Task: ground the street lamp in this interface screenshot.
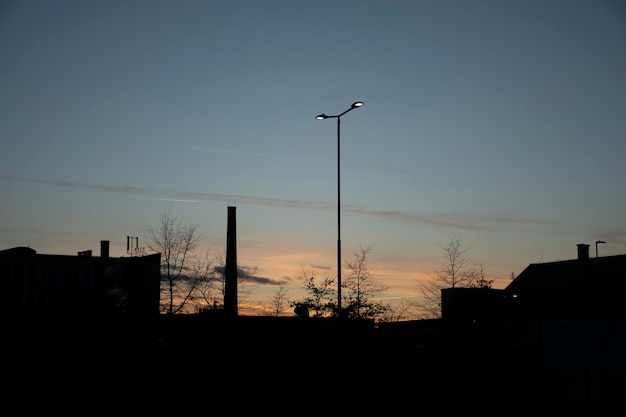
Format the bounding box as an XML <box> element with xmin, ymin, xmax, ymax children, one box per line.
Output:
<box><xmin>315</xmin><ymin>101</ymin><xmax>364</xmax><ymax>318</ymax></box>
<box><xmin>595</xmin><ymin>240</ymin><xmax>606</xmax><ymax>258</ymax></box>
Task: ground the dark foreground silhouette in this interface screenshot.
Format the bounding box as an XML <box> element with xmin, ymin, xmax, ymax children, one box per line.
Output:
<box><xmin>3</xmin><ymin>313</ymin><xmax>548</xmax><ymax>415</ymax></box>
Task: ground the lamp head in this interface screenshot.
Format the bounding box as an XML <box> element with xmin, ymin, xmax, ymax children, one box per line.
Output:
<box><xmin>316</xmin><ymin>114</ymin><xmax>328</xmax><ymax>120</ymax></box>
<box><xmin>351</xmin><ymin>101</ymin><xmax>364</xmax><ymax>109</ymax></box>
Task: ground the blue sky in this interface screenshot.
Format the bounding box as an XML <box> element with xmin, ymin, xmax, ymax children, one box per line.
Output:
<box><xmin>1</xmin><ymin>0</ymin><xmax>625</xmax><ymax>313</ymax></box>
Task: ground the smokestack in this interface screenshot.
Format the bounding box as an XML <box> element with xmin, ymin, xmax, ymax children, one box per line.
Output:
<box><xmin>224</xmin><ymin>206</ymin><xmax>238</xmax><ymax>317</ymax></box>
<box><xmin>577</xmin><ymin>243</ymin><xmax>590</xmax><ymax>260</ymax></box>
<box><xmin>101</xmin><ymin>240</ymin><xmax>110</xmax><ymax>258</ymax></box>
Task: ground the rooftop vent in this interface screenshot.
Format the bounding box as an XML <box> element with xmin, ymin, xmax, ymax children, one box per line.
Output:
<box><xmin>577</xmin><ymin>243</ymin><xmax>590</xmax><ymax>260</ymax></box>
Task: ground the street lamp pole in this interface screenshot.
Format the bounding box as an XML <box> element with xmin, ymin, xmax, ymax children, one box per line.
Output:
<box><xmin>316</xmin><ymin>101</ymin><xmax>364</xmax><ymax>318</ymax></box>
<box><xmin>595</xmin><ymin>240</ymin><xmax>606</xmax><ymax>258</ymax></box>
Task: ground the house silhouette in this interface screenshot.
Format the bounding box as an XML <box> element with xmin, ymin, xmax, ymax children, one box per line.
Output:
<box><xmin>380</xmin><ymin>243</ymin><xmax>626</xmax><ymax>415</ymax></box>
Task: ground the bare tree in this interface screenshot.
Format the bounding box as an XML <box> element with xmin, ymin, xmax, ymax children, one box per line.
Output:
<box><xmin>377</xmin><ymin>298</ymin><xmax>414</xmax><ymax>322</ymax></box>
<box><xmin>145</xmin><ymin>206</ymin><xmax>261</xmax><ymax>315</ymax></box>
<box><xmin>212</xmin><ymin>249</ymin><xmax>257</xmax><ymax>307</ymax></box>
<box><xmin>145</xmin><ymin>205</ymin><xmax>206</xmax><ymax>314</ymax></box>
<box><xmin>292</xmin><ymin>266</ymin><xmax>336</xmax><ymax>317</ymax></box>
<box><xmin>469</xmin><ymin>264</ymin><xmax>494</xmax><ymax>289</ymax></box>
<box><xmin>342</xmin><ymin>245</ymin><xmax>390</xmax><ymax>321</ymax></box>
<box><xmin>193</xmin><ymin>249</ymin><xmax>259</xmax><ymax>314</ymax></box>
<box><xmin>268</xmin><ymin>283</ymin><xmax>291</xmax><ymax>317</ymax></box>
<box><xmin>413</xmin><ymin>236</ymin><xmax>481</xmax><ymax>319</ymax></box>
<box><xmin>189</xmin><ymin>248</ymin><xmax>222</xmax><ymax>312</ymax></box>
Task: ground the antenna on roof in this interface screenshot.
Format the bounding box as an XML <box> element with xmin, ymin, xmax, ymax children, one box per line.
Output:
<box><xmin>126</xmin><ymin>236</ymin><xmax>144</xmax><ymax>257</ymax></box>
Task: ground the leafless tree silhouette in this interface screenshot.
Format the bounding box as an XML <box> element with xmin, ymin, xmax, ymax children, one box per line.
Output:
<box><xmin>343</xmin><ymin>245</ymin><xmax>390</xmax><ymax>321</ymax></box>
<box><xmin>194</xmin><ymin>249</ymin><xmax>258</xmax><ymax>314</ymax></box>
<box><xmin>145</xmin><ymin>205</ymin><xmax>207</xmax><ymax>314</ymax></box>
<box><xmin>413</xmin><ymin>236</ymin><xmax>483</xmax><ymax>319</ymax></box>
<box><xmin>292</xmin><ymin>266</ymin><xmax>336</xmax><ymax>317</ymax></box>
<box><xmin>268</xmin><ymin>283</ymin><xmax>291</xmax><ymax>316</ymax></box>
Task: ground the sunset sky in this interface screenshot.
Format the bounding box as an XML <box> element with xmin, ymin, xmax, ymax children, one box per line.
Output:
<box><xmin>1</xmin><ymin>0</ymin><xmax>625</xmax><ymax>315</ymax></box>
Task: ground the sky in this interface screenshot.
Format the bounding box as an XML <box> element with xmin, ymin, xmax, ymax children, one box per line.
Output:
<box><xmin>1</xmin><ymin>0</ymin><xmax>625</xmax><ymax>316</ymax></box>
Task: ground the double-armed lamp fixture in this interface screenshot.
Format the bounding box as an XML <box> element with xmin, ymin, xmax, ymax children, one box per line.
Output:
<box><xmin>316</xmin><ymin>101</ymin><xmax>364</xmax><ymax>121</ymax></box>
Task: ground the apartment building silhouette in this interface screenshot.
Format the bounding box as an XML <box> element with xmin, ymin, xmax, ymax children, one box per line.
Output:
<box><xmin>0</xmin><ymin>240</ymin><xmax>160</xmax><ymax>315</ymax></box>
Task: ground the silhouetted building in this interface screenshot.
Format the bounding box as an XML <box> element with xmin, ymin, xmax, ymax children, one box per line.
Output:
<box><xmin>377</xmin><ymin>244</ymin><xmax>626</xmax><ymax>415</ymax></box>
<box><xmin>504</xmin><ymin>243</ymin><xmax>626</xmax><ymax>318</ymax></box>
<box><xmin>434</xmin><ymin>244</ymin><xmax>626</xmax><ymax>415</ymax></box>
<box><xmin>0</xmin><ymin>240</ymin><xmax>161</xmax><ymax>315</ymax></box>
<box><xmin>497</xmin><ymin>244</ymin><xmax>626</xmax><ymax>415</ymax></box>
<box><xmin>441</xmin><ymin>287</ymin><xmax>506</xmax><ymax>321</ymax></box>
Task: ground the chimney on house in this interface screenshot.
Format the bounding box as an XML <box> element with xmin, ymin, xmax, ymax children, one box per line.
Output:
<box><xmin>224</xmin><ymin>206</ymin><xmax>238</xmax><ymax>317</ymax></box>
<box><xmin>577</xmin><ymin>243</ymin><xmax>590</xmax><ymax>260</ymax></box>
<box><xmin>101</xmin><ymin>240</ymin><xmax>110</xmax><ymax>258</ymax></box>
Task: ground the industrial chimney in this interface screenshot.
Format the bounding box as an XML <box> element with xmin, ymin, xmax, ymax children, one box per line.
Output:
<box><xmin>101</xmin><ymin>240</ymin><xmax>110</xmax><ymax>258</ymax></box>
<box><xmin>577</xmin><ymin>243</ymin><xmax>590</xmax><ymax>260</ymax></box>
<box><xmin>224</xmin><ymin>206</ymin><xmax>238</xmax><ymax>317</ymax></box>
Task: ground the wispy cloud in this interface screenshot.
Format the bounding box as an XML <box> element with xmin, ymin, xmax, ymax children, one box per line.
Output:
<box><xmin>11</xmin><ymin>176</ymin><xmax>543</xmax><ymax>231</ymax></box>
<box><xmin>147</xmin><ymin>198</ymin><xmax>204</xmax><ymax>203</ymax></box>
<box><xmin>247</xmin><ymin>275</ymin><xmax>287</xmax><ymax>286</ymax></box>
<box><xmin>361</xmin><ymin>163</ymin><xmax>418</xmax><ymax>177</ymax></box>
<box><xmin>13</xmin><ymin>175</ymin><xmax>336</xmax><ymax>209</ymax></box>
<box><xmin>178</xmin><ymin>146</ymin><xmax>281</xmax><ymax>159</ymax></box>
<box><xmin>180</xmin><ymin>146</ymin><xmax>418</xmax><ymax>177</ymax></box>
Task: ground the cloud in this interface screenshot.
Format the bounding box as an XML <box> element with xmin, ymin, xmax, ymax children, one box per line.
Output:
<box><xmin>11</xmin><ymin>176</ymin><xmax>543</xmax><ymax>232</ymax></box>
<box><xmin>361</xmin><ymin>163</ymin><xmax>418</xmax><ymax>177</ymax></box>
<box><xmin>181</xmin><ymin>146</ymin><xmax>418</xmax><ymax>178</ymax></box>
<box><xmin>359</xmin><ymin>208</ymin><xmax>545</xmax><ymax>231</ymax></box>
<box><xmin>247</xmin><ymin>275</ymin><xmax>287</xmax><ymax>286</ymax></box>
<box><xmin>178</xmin><ymin>146</ymin><xmax>281</xmax><ymax>159</ymax></box>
